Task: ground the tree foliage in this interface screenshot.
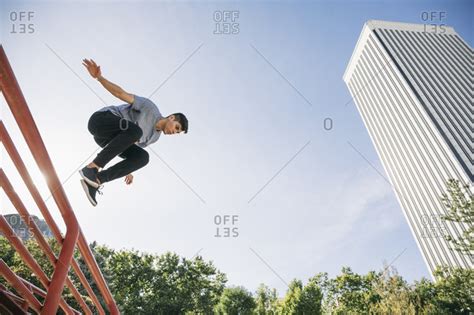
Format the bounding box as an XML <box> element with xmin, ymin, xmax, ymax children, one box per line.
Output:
<box><xmin>214</xmin><ymin>286</ymin><xmax>256</xmax><ymax>314</ymax></box>
<box><xmin>255</xmin><ymin>283</ymin><xmax>278</xmax><ymax>314</ymax></box>
<box><xmin>1</xmin><ymin>215</ymin><xmax>472</xmax><ymax>315</ymax></box>
<box><xmin>440</xmin><ymin>179</ymin><xmax>473</xmax><ymax>255</ymax></box>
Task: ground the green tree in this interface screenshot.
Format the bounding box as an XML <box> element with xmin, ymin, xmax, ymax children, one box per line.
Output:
<box><xmin>104</xmin><ymin>248</ymin><xmax>156</xmax><ymax>313</ymax></box>
<box><xmin>432</xmin><ymin>266</ymin><xmax>474</xmax><ymax>314</ymax></box>
<box><xmin>215</xmin><ymin>286</ymin><xmax>256</xmax><ymax>315</ymax></box>
<box><xmin>278</xmin><ymin>279</ymin><xmax>302</xmax><ymax>314</ymax></box>
<box><xmin>307</xmin><ymin>272</ymin><xmax>332</xmax><ymax>313</ymax></box>
<box><xmin>295</xmin><ymin>276</ymin><xmax>323</xmax><ymax>314</ymax></box>
<box><xmin>277</xmin><ymin>277</ymin><xmax>324</xmax><ymax>314</ymax></box>
<box><xmin>326</xmin><ymin>267</ymin><xmax>373</xmax><ymax>314</ymax></box>
<box><xmin>409</xmin><ymin>277</ymin><xmax>438</xmax><ymax>314</ymax></box>
<box><xmin>104</xmin><ymin>250</ymin><xmax>226</xmax><ymax>314</ymax></box>
<box><xmin>255</xmin><ymin>283</ymin><xmax>278</xmax><ymax>315</ymax></box>
<box><xmin>440</xmin><ymin>179</ymin><xmax>473</xmax><ymax>255</ymax></box>
<box><xmin>369</xmin><ymin>265</ymin><xmax>412</xmax><ymax>314</ymax></box>
<box><xmin>2</xmin><ymin>236</ymin><xmax>472</xmax><ymax>314</ymax></box>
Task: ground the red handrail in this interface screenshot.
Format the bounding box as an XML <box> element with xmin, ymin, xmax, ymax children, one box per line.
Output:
<box><xmin>0</xmin><ymin>168</ymin><xmax>92</xmax><ymax>314</ymax></box>
<box><xmin>0</xmin><ymin>44</ymin><xmax>120</xmax><ymax>314</ymax></box>
<box><xmin>1</xmin><ymin>120</ymin><xmax>105</xmax><ymax>314</ymax></box>
<box><xmin>0</xmin><ymin>222</ymin><xmax>76</xmax><ymax>314</ymax></box>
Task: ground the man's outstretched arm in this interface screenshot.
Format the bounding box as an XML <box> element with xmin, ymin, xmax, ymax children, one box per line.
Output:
<box><xmin>82</xmin><ymin>58</ymin><xmax>134</xmax><ymax>104</ymax></box>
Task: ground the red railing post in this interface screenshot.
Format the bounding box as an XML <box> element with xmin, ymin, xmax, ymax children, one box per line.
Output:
<box><xmin>1</xmin><ymin>119</ymin><xmax>105</xmax><ymax>314</ymax></box>
<box><xmin>0</xmin><ymin>44</ymin><xmax>80</xmax><ymax>315</ymax></box>
<box><xmin>0</xmin><ymin>44</ymin><xmax>120</xmax><ymax>314</ymax></box>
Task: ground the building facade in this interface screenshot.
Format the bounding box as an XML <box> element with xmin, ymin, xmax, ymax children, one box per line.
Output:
<box><xmin>343</xmin><ymin>20</ymin><xmax>473</xmax><ymax>279</ymax></box>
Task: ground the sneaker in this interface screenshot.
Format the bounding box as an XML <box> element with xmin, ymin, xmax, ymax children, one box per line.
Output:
<box><xmin>80</xmin><ymin>179</ymin><xmax>103</xmax><ymax>207</ymax></box>
<box><xmin>79</xmin><ymin>166</ymin><xmax>100</xmax><ymax>188</ymax></box>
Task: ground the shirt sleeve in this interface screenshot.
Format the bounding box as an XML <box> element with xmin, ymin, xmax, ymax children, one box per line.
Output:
<box><xmin>131</xmin><ymin>95</ymin><xmax>152</xmax><ymax>111</ymax></box>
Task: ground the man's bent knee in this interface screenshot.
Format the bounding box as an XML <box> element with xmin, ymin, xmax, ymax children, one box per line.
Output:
<box><xmin>139</xmin><ymin>151</ymin><xmax>149</xmax><ymax>167</ymax></box>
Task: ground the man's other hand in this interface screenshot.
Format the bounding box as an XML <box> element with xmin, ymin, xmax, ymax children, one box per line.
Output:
<box><xmin>125</xmin><ymin>174</ymin><xmax>134</xmax><ymax>185</ymax></box>
<box><xmin>82</xmin><ymin>58</ymin><xmax>102</xmax><ymax>79</ymax></box>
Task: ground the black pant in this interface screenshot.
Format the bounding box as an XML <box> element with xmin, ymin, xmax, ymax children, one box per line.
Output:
<box><xmin>87</xmin><ymin>110</ymin><xmax>149</xmax><ymax>184</ymax></box>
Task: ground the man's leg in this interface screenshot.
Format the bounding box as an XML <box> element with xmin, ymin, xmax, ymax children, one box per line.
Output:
<box><xmin>81</xmin><ymin>111</ymin><xmax>142</xmax><ymax>186</ymax></box>
<box><xmin>88</xmin><ymin>111</ymin><xmax>143</xmax><ymax>170</ymax></box>
<box><xmin>96</xmin><ymin>144</ymin><xmax>149</xmax><ymax>184</ymax></box>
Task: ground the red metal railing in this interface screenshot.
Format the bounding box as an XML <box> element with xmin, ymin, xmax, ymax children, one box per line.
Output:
<box><xmin>0</xmin><ymin>45</ymin><xmax>120</xmax><ymax>314</ymax></box>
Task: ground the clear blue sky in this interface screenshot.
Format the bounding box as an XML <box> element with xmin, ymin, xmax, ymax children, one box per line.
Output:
<box><xmin>1</xmin><ymin>0</ymin><xmax>472</xmax><ymax>297</ymax></box>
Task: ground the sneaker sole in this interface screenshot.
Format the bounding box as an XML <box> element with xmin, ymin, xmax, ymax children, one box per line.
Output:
<box><xmin>80</xmin><ymin>179</ymin><xmax>97</xmax><ymax>207</ymax></box>
<box><xmin>79</xmin><ymin>169</ymin><xmax>100</xmax><ymax>188</ymax></box>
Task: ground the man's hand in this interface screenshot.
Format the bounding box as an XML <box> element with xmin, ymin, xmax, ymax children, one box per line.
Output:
<box><xmin>125</xmin><ymin>174</ymin><xmax>134</xmax><ymax>185</ymax></box>
<box><xmin>83</xmin><ymin>58</ymin><xmax>134</xmax><ymax>104</ymax></box>
<box><xmin>82</xmin><ymin>59</ymin><xmax>102</xmax><ymax>79</ymax></box>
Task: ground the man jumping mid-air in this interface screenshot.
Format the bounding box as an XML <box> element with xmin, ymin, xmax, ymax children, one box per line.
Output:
<box><xmin>79</xmin><ymin>59</ymin><xmax>188</xmax><ymax>206</ymax></box>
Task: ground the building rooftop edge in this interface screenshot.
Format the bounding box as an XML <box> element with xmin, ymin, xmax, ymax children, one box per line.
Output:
<box><xmin>342</xmin><ymin>19</ymin><xmax>460</xmax><ymax>83</ymax></box>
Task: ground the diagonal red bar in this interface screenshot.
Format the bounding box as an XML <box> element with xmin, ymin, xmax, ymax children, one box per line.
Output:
<box><xmin>0</xmin><ymin>45</ymin><xmax>119</xmax><ymax>314</ymax></box>
<box><xmin>0</xmin><ymin>120</ymin><xmax>106</xmax><ymax>314</ymax></box>
<box><xmin>0</xmin><ymin>167</ymin><xmax>93</xmax><ymax>314</ymax></box>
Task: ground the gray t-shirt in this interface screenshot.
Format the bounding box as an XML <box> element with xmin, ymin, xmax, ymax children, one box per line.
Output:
<box><xmin>98</xmin><ymin>95</ymin><xmax>163</xmax><ymax>148</ymax></box>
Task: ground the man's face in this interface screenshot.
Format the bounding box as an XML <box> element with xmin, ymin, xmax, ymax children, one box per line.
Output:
<box><xmin>163</xmin><ymin>115</ymin><xmax>183</xmax><ymax>135</ymax></box>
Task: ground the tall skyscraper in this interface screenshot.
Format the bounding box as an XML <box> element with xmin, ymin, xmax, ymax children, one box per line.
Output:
<box><xmin>343</xmin><ymin>20</ymin><xmax>473</xmax><ymax>279</ymax></box>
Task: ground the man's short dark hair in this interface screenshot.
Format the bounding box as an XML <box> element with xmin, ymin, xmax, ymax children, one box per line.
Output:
<box><xmin>170</xmin><ymin>113</ymin><xmax>188</xmax><ymax>134</ymax></box>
